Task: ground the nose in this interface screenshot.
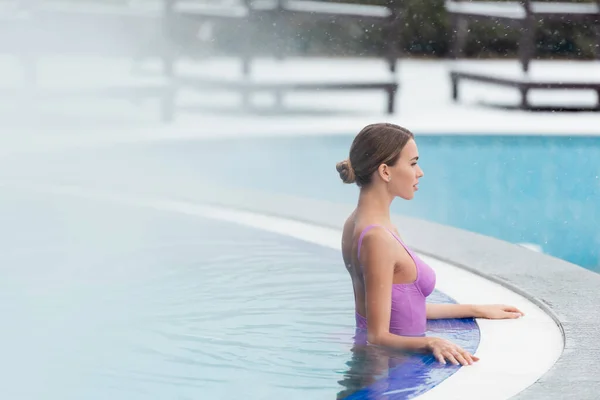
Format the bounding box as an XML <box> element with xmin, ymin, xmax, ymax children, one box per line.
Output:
<box><xmin>417</xmin><ymin>165</ymin><xmax>424</xmax><ymax>178</ymax></box>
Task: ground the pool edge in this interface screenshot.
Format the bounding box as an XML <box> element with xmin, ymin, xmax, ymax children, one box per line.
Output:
<box><xmin>184</xmin><ymin>183</ymin><xmax>598</xmax><ymax>400</ymax></box>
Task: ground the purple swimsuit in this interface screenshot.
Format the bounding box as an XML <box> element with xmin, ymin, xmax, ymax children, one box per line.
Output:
<box><xmin>354</xmin><ymin>224</ymin><xmax>437</xmax><ymax>337</ymax></box>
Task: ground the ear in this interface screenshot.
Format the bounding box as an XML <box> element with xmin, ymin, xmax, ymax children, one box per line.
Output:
<box><xmin>377</xmin><ymin>164</ymin><xmax>391</xmax><ymax>182</ymax></box>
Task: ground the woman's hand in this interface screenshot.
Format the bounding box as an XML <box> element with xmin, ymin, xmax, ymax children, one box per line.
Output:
<box><xmin>426</xmin><ymin>337</ymin><xmax>479</xmax><ymax>366</ymax></box>
<box><xmin>474</xmin><ymin>304</ymin><xmax>524</xmax><ymax>319</ymax></box>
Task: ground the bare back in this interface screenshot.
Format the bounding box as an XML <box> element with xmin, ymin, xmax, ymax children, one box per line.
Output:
<box><xmin>341</xmin><ymin>210</ymin><xmax>419</xmax><ymax>319</ymax></box>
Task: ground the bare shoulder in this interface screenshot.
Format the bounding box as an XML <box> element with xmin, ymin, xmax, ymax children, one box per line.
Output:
<box><xmin>358</xmin><ymin>226</ymin><xmax>397</xmax><ymax>267</ymax></box>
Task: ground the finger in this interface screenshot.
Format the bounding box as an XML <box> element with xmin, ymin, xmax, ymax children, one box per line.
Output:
<box><xmin>461</xmin><ymin>350</ymin><xmax>474</xmax><ymax>365</ymax></box>
<box><xmin>467</xmin><ymin>351</ymin><xmax>480</xmax><ymax>363</ymax></box>
<box><xmin>444</xmin><ymin>352</ymin><xmax>460</xmax><ymax>366</ymax></box>
<box><xmin>504</xmin><ymin>311</ymin><xmax>523</xmax><ymax>319</ymax></box>
<box><xmin>453</xmin><ymin>351</ymin><xmax>469</xmax><ymax>366</ymax></box>
<box><xmin>433</xmin><ymin>350</ymin><xmax>446</xmax><ymax>365</ymax></box>
<box><xmin>504</xmin><ymin>305</ymin><xmax>525</xmax><ymax>315</ymax></box>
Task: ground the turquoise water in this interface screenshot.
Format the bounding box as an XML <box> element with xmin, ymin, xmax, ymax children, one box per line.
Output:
<box><xmin>4</xmin><ymin>134</ymin><xmax>597</xmax><ymax>270</ymax></box>
<box><xmin>169</xmin><ymin>134</ymin><xmax>599</xmax><ymax>271</ymax></box>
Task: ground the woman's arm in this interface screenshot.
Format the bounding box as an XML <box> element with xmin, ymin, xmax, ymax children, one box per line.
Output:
<box><xmin>427</xmin><ymin>303</ymin><xmax>525</xmax><ymax>320</ymax></box>
<box><xmin>360</xmin><ymin>230</ymin><xmax>478</xmax><ymax>366</ymax></box>
<box><xmin>361</xmin><ymin>230</ymin><xmax>431</xmax><ymax>351</ymax></box>
<box><xmin>426</xmin><ymin>303</ymin><xmax>479</xmax><ymax>319</ymax></box>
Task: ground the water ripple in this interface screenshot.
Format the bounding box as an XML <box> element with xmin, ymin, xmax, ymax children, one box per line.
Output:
<box><xmin>0</xmin><ymin>193</ymin><xmax>360</xmax><ymax>399</ymax></box>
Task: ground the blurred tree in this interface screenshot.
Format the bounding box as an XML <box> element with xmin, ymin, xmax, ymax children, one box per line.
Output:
<box><xmin>209</xmin><ymin>0</ymin><xmax>599</xmax><ymax>59</ymax></box>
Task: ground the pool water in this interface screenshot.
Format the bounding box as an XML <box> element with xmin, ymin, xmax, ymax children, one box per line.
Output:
<box><xmin>0</xmin><ymin>188</ymin><xmax>479</xmax><ymax>399</ymax></box>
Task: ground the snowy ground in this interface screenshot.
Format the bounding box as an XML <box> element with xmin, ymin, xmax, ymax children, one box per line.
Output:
<box><xmin>0</xmin><ymin>55</ymin><xmax>599</xmax><ymax>155</ymax></box>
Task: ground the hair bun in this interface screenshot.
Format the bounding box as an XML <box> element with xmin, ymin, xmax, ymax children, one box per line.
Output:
<box><xmin>336</xmin><ymin>159</ymin><xmax>356</xmax><ymax>184</ymax></box>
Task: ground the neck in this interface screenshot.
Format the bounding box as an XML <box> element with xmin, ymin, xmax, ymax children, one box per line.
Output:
<box><xmin>356</xmin><ymin>184</ymin><xmax>393</xmax><ymax>223</ymax></box>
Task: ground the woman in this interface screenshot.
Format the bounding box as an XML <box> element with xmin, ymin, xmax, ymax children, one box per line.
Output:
<box><xmin>336</xmin><ymin>123</ymin><xmax>523</xmax><ymax>366</ymax></box>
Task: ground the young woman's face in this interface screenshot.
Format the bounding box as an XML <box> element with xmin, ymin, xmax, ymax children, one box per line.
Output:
<box><xmin>386</xmin><ymin>139</ymin><xmax>424</xmax><ymax>200</ymax></box>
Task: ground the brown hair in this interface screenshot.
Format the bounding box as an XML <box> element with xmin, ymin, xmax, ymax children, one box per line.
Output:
<box><xmin>336</xmin><ymin>123</ymin><xmax>414</xmax><ymax>187</ymax></box>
